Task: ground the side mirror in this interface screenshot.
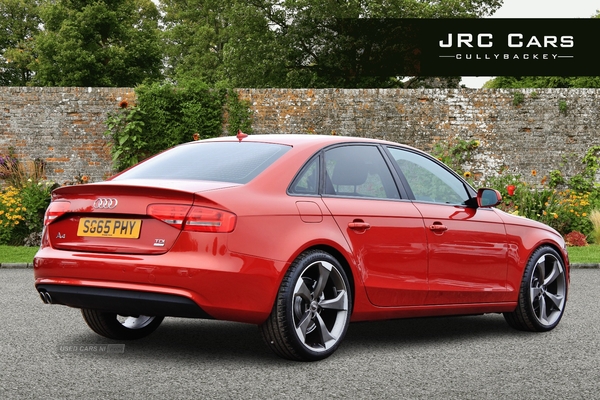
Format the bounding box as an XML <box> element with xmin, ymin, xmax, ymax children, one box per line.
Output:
<box><xmin>477</xmin><ymin>188</ymin><xmax>502</xmax><ymax>208</ymax></box>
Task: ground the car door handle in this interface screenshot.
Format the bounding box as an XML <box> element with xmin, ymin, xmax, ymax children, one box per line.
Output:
<box><xmin>429</xmin><ymin>223</ymin><xmax>448</xmax><ymax>232</ymax></box>
<box><xmin>349</xmin><ymin>221</ymin><xmax>371</xmax><ymax>231</ymax></box>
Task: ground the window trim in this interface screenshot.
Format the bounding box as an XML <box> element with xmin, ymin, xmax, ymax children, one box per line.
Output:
<box><xmin>288</xmin><ymin>143</ymin><xmax>411</xmax><ymax>201</ymax></box>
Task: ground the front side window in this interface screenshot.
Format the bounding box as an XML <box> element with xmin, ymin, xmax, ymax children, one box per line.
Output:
<box><xmin>387</xmin><ymin>147</ymin><xmax>470</xmax><ymax>205</ymax></box>
<box><xmin>324</xmin><ymin>145</ymin><xmax>399</xmax><ymax>199</ymax></box>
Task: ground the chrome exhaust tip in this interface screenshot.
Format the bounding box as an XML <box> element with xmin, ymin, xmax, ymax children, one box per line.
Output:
<box><xmin>38</xmin><ymin>291</ymin><xmax>53</xmax><ymax>304</ymax></box>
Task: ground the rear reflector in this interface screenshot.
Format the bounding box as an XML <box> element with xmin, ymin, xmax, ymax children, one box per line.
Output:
<box><xmin>147</xmin><ymin>204</ymin><xmax>236</xmax><ymax>233</ymax></box>
<box><xmin>44</xmin><ymin>201</ymin><xmax>71</xmax><ymax>226</ymax></box>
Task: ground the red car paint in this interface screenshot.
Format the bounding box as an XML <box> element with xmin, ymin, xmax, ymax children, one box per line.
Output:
<box><xmin>34</xmin><ymin>134</ymin><xmax>570</xmax><ymax>359</ymax></box>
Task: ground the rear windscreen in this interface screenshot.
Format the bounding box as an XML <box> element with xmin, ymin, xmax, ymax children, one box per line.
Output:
<box><xmin>114</xmin><ymin>142</ymin><xmax>291</xmax><ymax>184</ymax></box>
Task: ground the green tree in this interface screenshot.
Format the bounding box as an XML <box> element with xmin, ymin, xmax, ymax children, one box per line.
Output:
<box><xmin>32</xmin><ymin>0</ymin><xmax>163</xmax><ymax>87</ymax></box>
<box><xmin>483</xmin><ymin>76</ymin><xmax>600</xmax><ymax>89</ymax></box>
<box><xmin>0</xmin><ymin>0</ymin><xmax>41</xmax><ymax>86</ymax></box>
<box><xmin>161</xmin><ymin>0</ymin><xmax>504</xmax><ymax>88</ymax></box>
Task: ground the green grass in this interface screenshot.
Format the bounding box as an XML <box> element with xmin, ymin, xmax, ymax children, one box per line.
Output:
<box><xmin>0</xmin><ymin>245</ymin><xmax>38</xmax><ymax>264</ymax></box>
<box><xmin>568</xmin><ymin>244</ymin><xmax>600</xmax><ymax>264</ymax></box>
<box><xmin>1</xmin><ymin>244</ymin><xmax>599</xmax><ymax>265</ymax></box>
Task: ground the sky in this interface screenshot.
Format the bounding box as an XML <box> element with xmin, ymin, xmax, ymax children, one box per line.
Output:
<box><xmin>461</xmin><ymin>0</ymin><xmax>599</xmax><ymax>88</ymax></box>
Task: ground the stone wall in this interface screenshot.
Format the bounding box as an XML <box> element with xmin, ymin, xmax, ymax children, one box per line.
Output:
<box><xmin>237</xmin><ymin>88</ymin><xmax>600</xmax><ymax>184</ymax></box>
<box><xmin>1</xmin><ymin>87</ymin><xmax>599</xmax><ymax>185</ymax></box>
<box><xmin>1</xmin><ymin>87</ymin><xmax>134</xmax><ymax>183</ymax></box>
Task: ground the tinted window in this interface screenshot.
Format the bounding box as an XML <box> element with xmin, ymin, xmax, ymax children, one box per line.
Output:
<box><xmin>387</xmin><ymin>147</ymin><xmax>469</xmax><ymax>204</ymax></box>
<box><xmin>289</xmin><ymin>156</ymin><xmax>319</xmax><ymax>195</ymax></box>
<box><xmin>324</xmin><ymin>145</ymin><xmax>399</xmax><ymax>199</ymax></box>
<box><xmin>114</xmin><ymin>142</ymin><xmax>290</xmax><ymax>184</ymax></box>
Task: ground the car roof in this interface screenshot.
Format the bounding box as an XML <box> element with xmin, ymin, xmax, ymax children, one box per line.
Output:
<box><xmin>201</xmin><ymin>133</ymin><xmax>417</xmax><ymax>151</ymax></box>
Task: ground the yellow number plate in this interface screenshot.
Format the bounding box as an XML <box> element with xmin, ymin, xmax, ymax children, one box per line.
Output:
<box><xmin>77</xmin><ymin>218</ymin><xmax>142</xmax><ymax>238</ymax></box>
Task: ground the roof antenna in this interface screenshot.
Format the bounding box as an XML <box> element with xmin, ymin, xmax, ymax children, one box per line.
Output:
<box><xmin>236</xmin><ymin>129</ymin><xmax>248</xmax><ymax>142</ymax></box>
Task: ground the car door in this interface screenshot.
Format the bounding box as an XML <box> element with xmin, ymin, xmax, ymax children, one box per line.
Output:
<box><xmin>385</xmin><ymin>147</ymin><xmax>509</xmax><ymax>305</ymax></box>
<box><xmin>318</xmin><ymin>144</ymin><xmax>429</xmax><ymax>307</ymax></box>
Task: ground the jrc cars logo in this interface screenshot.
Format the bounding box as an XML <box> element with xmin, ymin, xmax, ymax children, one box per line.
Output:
<box><xmin>438</xmin><ymin>32</ymin><xmax>574</xmax><ymax>61</ymax></box>
<box><xmin>414</xmin><ymin>18</ymin><xmax>598</xmax><ymax>76</ymax></box>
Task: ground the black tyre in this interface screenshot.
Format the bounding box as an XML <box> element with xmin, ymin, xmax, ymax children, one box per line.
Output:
<box><xmin>260</xmin><ymin>250</ymin><xmax>352</xmax><ymax>361</ymax></box>
<box><xmin>81</xmin><ymin>309</ymin><xmax>164</xmax><ymax>340</ymax></box>
<box><xmin>504</xmin><ymin>246</ymin><xmax>567</xmax><ymax>332</ymax></box>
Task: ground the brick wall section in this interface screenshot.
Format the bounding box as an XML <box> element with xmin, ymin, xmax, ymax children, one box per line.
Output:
<box><xmin>1</xmin><ymin>87</ymin><xmax>135</xmax><ymax>183</ymax></box>
<box><xmin>237</xmin><ymin>88</ymin><xmax>600</xmax><ymax>183</ymax></box>
<box><xmin>1</xmin><ymin>87</ymin><xmax>599</xmax><ymax>185</ymax></box>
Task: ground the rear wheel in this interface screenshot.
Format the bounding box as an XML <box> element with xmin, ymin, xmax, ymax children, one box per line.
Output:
<box><xmin>504</xmin><ymin>246</ymin><xmax>567</xmax><ymax>332</ymax></box>
<box><xmin>81</xmin><ymin>309</ymin><xmax>164</xmax><ymax>340</ymax></box>
<box><xmin>260</xmin><ymin>250</ymin><xmax>351</xmax><ymax>361</ymax></box>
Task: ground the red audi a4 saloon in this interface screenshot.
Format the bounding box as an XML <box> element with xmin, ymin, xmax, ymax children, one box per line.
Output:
<box><xmin>34</xmin><ymin>134</ymin><xmax>569</xmax><ymax>361</ymax></box>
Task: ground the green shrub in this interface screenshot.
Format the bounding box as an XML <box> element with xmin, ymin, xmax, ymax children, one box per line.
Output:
<box><xmin>433</xmin><ymin>140</ymin><xmax>600</xmax><ymax>239</ymax></box>
<box><xmin>512</xmin><ymin>91</ymin><xmax>524</xmax><ymax>106</ymax></box>
<box><xmin>104</xmin><ymin>81</ymin><xmax>253</xmax><ymax>171</ymax></box>
<box><xmin>0</xmin><ymin>156</ymin><xmax>54</xmax><ymax>245</ymax></box>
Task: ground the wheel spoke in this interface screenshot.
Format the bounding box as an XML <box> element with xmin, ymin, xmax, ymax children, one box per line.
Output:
<box><xmin>295</xmin><ymin>280</ymin><xmax>313</xmax><ymax>302</ymax></box>
<box><xmin>312</xmin><ymin>262</ymin><xmax>332</xmax><ymax>300</ymax></box>
<box><xmin>545</xmin><ymin>292</ymin><xmax>564</xmax><ymax>310</ymax></box>
<box><xmin>314</xmin><ymin>312</ymin><xmax>336</xmax><ymax>348</ymax></box>
<box><xmin>530</xmin><ymin>286</ymin><xmax>542</xmax><ymax>300</ymax></box>
<box><xmin>295</xmin><ymin>310</ymin><xmax>313</xmax><ymax>342</ymax></box>
<box><xmin>535</xmin><ymin>256</ymin><xmax>546</xmax><ymax>282</ymax></box>
<box><xmin>319</xmin><ymin>290</ymin><xmax>348</xmax><ymax>311</ymax></box>
<box><xmin>543</xmin><ymin>260</ymin><xmax>561</xmax><ymax>286</ymax></box>
<box><xmin>537</xmin><ymin>295</ymin><xmax>548</xmax><ymax>324</ymax></box>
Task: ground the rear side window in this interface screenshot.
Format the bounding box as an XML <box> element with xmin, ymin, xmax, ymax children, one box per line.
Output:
<box><xmin>323</xmin><ymin>145</ymin><xmax>400</xmax><ymax>199</ymax></box>
<box><xmin>114</xmin><ymin>142</ymin><xmax>290</xmax><ymax>184</ymax></box>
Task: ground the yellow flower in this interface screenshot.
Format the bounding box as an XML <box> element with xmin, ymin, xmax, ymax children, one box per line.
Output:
<box><xmin>463</xmin><ymin>171</ymin><xmax>472</xmax><ymax>179</ymax></box>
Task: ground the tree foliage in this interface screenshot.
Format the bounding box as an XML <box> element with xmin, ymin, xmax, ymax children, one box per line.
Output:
<box><xmin>483</xmin><ymin>76</ymin><xmax>600</xmax><ymax>89</ymax></box>
<box><xmin>0</xmin><ymin>0</ymin><xmax>41</xmax><ymax>86</ymax></box>
<box><xmin>161</xmin><ymin>0</ymin><xmax>504</xmax><ymax>88</ymax></box>
<box><xmin>31</xmin><ymin>0</ymin><xmax>163</xmax><ymax>87</ymax></box>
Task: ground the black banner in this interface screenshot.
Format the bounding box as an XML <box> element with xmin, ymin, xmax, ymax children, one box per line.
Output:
<box><xmin>337</xmin><ymin>19</ymin><xmax>599</xmax><ymax>76</ymax></box>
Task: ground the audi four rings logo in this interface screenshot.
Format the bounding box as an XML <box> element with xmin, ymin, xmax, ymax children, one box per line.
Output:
<box><xmin>93</xmin><ymin>198</ymin><xmax>118</xmax><ymax>209</ymax></box>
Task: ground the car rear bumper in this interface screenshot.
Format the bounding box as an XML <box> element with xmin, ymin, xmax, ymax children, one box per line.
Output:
<box><xmin>36</xmin><ymin>284</ymin><xmax>213</xmax><ymax>319</ymax></box>
<box><xmin>34</xmin><ymin>246</ymin><xmax>288</xmax><ymax>324</ymax></box>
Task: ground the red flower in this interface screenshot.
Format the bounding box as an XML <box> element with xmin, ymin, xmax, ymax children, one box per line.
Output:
<box><xmin>119</xmin><ymin>100</ymin><xmax>129</xmax><ymax>108</ymax></box>
<box><xmin>192</xmin><ymin>133</ymin><xmax>200</xmax><ymax>141</ymax></box>
<box><xmin>507</xmin><ymin>185</ymin><xmax>516</xmax><ymax>196</ymax></box>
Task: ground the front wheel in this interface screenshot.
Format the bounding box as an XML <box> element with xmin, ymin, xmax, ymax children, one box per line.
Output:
<box><xmin>260</xmin><ymin>250</ymin><xmax>352</xmax><ymax>361</ymax></box>
<box><xmin>81</xmin><ymin>309</ymin><xmax>164</xmax><ymax>340</ymax></box>
<box><xmin>504</xmin><ymin>246</ymin><xmax>567</xmax><ymax>332</ymax></box>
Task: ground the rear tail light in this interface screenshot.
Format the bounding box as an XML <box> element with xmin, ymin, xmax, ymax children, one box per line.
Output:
<box><xmin>43</xmin><ymin>201</ymin><xmax>71</xmax><ymax>226</ymax></box>
<box><xmin>184</xmin><ymin>207</ymin><xmax>236</xmax><ymax>233</ymax></box>
<box><xmin>147</xmin><ymin>204</ymin><xmax>236</xmax><ymax>233</ymax></box>
<box><xmin>146</xmin><ymin>204</ymin><xmax>190</xmax><ymax>230</ymax></box>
